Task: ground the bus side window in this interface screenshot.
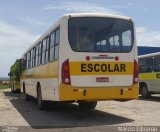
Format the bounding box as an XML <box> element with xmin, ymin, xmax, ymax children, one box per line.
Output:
<box><xmin>27</xmin><ymin>51</ymin><xmax>31</xmax><ymax>69</ymax></box>
<box><xmin>50</xmin><ymin>32</ymin><xmax>55</xmax><ymax>61</ymax></box>
<box><xmin>23</xmin><ymin>54</ymin><xmax>27</xmax><ymax>70</ymax></box>
<box><xmin>46</xmin><ymin>37</ymin><xmax>50</xmax><ymax>63</ymax></box>
<box><xmin>32</xmin><ymin>47</ymin><xmax>36</xmax><ymax>67</ymax></box>
<box><xmin>38</xmin><ymin>43</ymin><xmax>42</xmax><ymax>65</ymax></box>
<box><xmin>55</xmin><ymin>28</ymin><xmax>60</xmax><ymax>60</ymax></box>
<box><xmin>154</xmin><ymin>56</ymin><xmax>160</xmax><ymax>72</ymax></box>
<box><xmin>35</xmin><ymin>44</ymin><xmax>39</xmax><ymax>66</ymax></box>
<box><xmin>30</xmin><ymin>49</ymin><xmax>33</xmax><ymax>68</ymax></box>
<box><xmin>42</xmin><ymin>39</ymin><xmax>47</xmax><ymax>64</ymax></box>
<box><xmin>139</xmin><ymin>58</ymin><xmax>153</xmax><ymax>73</ymax></box>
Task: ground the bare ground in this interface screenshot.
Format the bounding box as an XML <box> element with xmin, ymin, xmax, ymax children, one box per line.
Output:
<box><xmin>0</xmin><ymin>88</ymin><xmax>160</xmax><ymax>131</ymax></box>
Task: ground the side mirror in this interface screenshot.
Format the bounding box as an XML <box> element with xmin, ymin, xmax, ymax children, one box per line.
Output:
<box><xmin>8</xmin><ymin>72</ymin><xmax>10</xmax><ymax>76</ymax></box>
<box><xmin>8</xmin><ymin>72</ymin><xmax>13</xmax><ymax>77</ymax></box>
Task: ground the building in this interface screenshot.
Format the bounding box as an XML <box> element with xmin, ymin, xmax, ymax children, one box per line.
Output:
<box><xmin>138</xmin><ymin>46</ymin><xmax>160</xmax><ymax>56</ymax></box>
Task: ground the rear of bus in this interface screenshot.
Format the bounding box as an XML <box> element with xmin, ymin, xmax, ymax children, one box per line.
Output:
<box><xmin>59</xmin><ymin>14</ymin><xmax>139</xmax><ymax>103</ymax></box>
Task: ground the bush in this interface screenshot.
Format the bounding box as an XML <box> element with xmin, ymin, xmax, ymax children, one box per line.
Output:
<box><xmin>0</xmin><ymin>84</ymin><xmax>11</xmax><ymax>89</ymax></box>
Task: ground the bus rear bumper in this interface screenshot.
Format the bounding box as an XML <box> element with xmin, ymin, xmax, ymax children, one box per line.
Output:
<box><xmin>59</xmin><ymin>83</ymin><xmax>139</xmax><ymax>101</ymax></box>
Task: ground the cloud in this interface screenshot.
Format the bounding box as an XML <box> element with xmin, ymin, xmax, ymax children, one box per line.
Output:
<box><xmin>17</xmin><ymin>17</ymin><xmax>47</xmax><ymax>28</ymax></box>
<box><xmin>0</xmin><ymin>20</ymin><xmax>39</xmax><ymax>77</ymax></box>
<box><xmin>109</xmin><ymin>3</ymin><xmax>133</xmax><ymax>9</ymax></box>
<box><xmin>43</xmin><ymin>1</ymin><xmax>121</xmax><ymax>15</ymax></box>
<box><xmin>136</xmin><ymin>27</ymin><xmax>160</xmax><ymax>47</ymax></box>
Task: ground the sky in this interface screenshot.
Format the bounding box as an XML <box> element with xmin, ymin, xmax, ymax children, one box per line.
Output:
<box><xmin>0</xmin><ymin>0</ymin><xmax>160</xmax><ymax>77</ymax></box>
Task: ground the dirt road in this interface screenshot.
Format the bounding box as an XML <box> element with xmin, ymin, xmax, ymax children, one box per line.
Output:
<box><xmin>0</xmin><ymin>89</ymin><xmax>160</xmax><ymax>131</ymax></box>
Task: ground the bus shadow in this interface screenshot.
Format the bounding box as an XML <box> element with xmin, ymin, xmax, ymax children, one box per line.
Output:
<box><xmin>4</xmin><ymin>91</ymin><xmax>134</xmax><ymax>129</ymax></box>
<box><xmin>139</xmin><ymin>95</ymin><xmax>160</xmax><ymax>102</ymax></box>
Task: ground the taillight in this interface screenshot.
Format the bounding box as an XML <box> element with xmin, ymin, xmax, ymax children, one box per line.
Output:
<box><xmin>133</xmin><ymin>59</ymin><xmax>139</xmax><ymax>84</ymax></box>
<box><xmin>61</xmin><ymin>59</ymin><xmax>71</xmax><ymax>85</ymax></box>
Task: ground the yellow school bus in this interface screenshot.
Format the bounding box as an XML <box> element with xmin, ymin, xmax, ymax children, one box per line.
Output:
<box><xmin>139</xmin><ymin>52</ymin><xmax>160</xmax><ymax>98</ymax></box>
<box><xmin>20</xmin><ymin>13</ymin><xmax>139</xmax><ymax>110</ymax></box>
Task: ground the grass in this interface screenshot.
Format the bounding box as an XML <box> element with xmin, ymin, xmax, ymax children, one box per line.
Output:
<box><xmin>0</xmin><ymin>84</ymin><xmax>11</xmax><ymax>89</ymax></box>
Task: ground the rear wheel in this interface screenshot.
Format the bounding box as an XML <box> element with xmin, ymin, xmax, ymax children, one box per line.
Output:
<box><xmin>23</xmin><ymin>82</ymin><xmax>26</xmax><ymax>94</ymax></box>
<box><xmin>140</xmin><ymin>85</ymin><xmax>151</xmax><ymax>98</ymax></box>
<box><xmin>37</xmin><ymin>87</ymin><xmax>46</xmax><ymax>110</ymax></box>
<box><xmin>78</xmin><ymin>101</ymin><xmax>97</xmax><ymax>110</ymax></box>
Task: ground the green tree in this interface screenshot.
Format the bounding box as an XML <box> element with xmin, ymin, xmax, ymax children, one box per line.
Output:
<box><xmin>9</xmin><ymin>59</ymin><xmax>23</xmax><ymax>82</ymax></box>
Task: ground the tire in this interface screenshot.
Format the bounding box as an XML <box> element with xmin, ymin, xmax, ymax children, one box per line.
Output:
<box><xmin>37</xmin><ymin>87</ymin><xmax>46</xmax><ymax>110</ymax></box>
<box><xmin>140</xmin><ymin>85</ymin><xmax>151</xmax><ymax>99</ymax></box>
<box><xmin>23</xmin><ymin>82</ymin><xmax>26</xmax><ymax>94</ymax></box>
<box><xmin>78</xmin><ymin>101</ymin><xmax>97</xmax><ymax>110</ymax></box>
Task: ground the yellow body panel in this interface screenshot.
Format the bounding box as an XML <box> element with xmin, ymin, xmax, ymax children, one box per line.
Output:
<box><xmin>21</xmin><ymin>61</ymin><xmax>58</xmax><ymax>79</ymax></box>
<box><xmin>70</xmin><ymin>61</ymin><xmax>134</xmax><ymax>75</ymax></box>
<box><xmin>139</xmin><ymin>72</ymin><xmax>160</xmax><ymax>80</ymax></box>
<box><xmin>59</xmin><ymin>83</ymin><xmax>139</xmax><ymax>101</ymax></box>
<box><xmin>21</xmin><ymin>60</ymin><xmax>139</xmax><ymax>101</ymax></box>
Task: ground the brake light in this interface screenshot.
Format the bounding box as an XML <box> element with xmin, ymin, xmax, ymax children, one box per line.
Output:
<box><xmin>61</xmin><ymin>59</ymin><xmax>71</xmax><ymax>85</ymax></box>
<box><xmin>133</xmin><ymin>59</ymin><xmax>139</xmax><ymax>84</ymax></box>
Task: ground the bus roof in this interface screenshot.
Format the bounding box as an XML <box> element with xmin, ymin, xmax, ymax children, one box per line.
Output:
<box><xmin>22</xmin><ymin>13</ymin><xmax>133</xmax><ymax>56</ymax></box>
<box><xmin>138</xmin><ymin>52</ymin><xmax>160</xmax><ymax>59</ymax></box>
<box><xmin>64</xmin><ymin>13</ymin><xmax>133</xmax><ymax>21</ymax></box>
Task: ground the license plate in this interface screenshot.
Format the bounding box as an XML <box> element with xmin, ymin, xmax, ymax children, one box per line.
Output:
<box><xmin>96</xmin><ymin>77</ymin><xmax>109</xmax><ymax>82</ymax></box>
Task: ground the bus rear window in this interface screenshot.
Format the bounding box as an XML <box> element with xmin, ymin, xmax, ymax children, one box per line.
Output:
<box><xmin>68</xmin><ymin>17</ymin><xmax>134</xmax><ymax>53</ymax></box>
